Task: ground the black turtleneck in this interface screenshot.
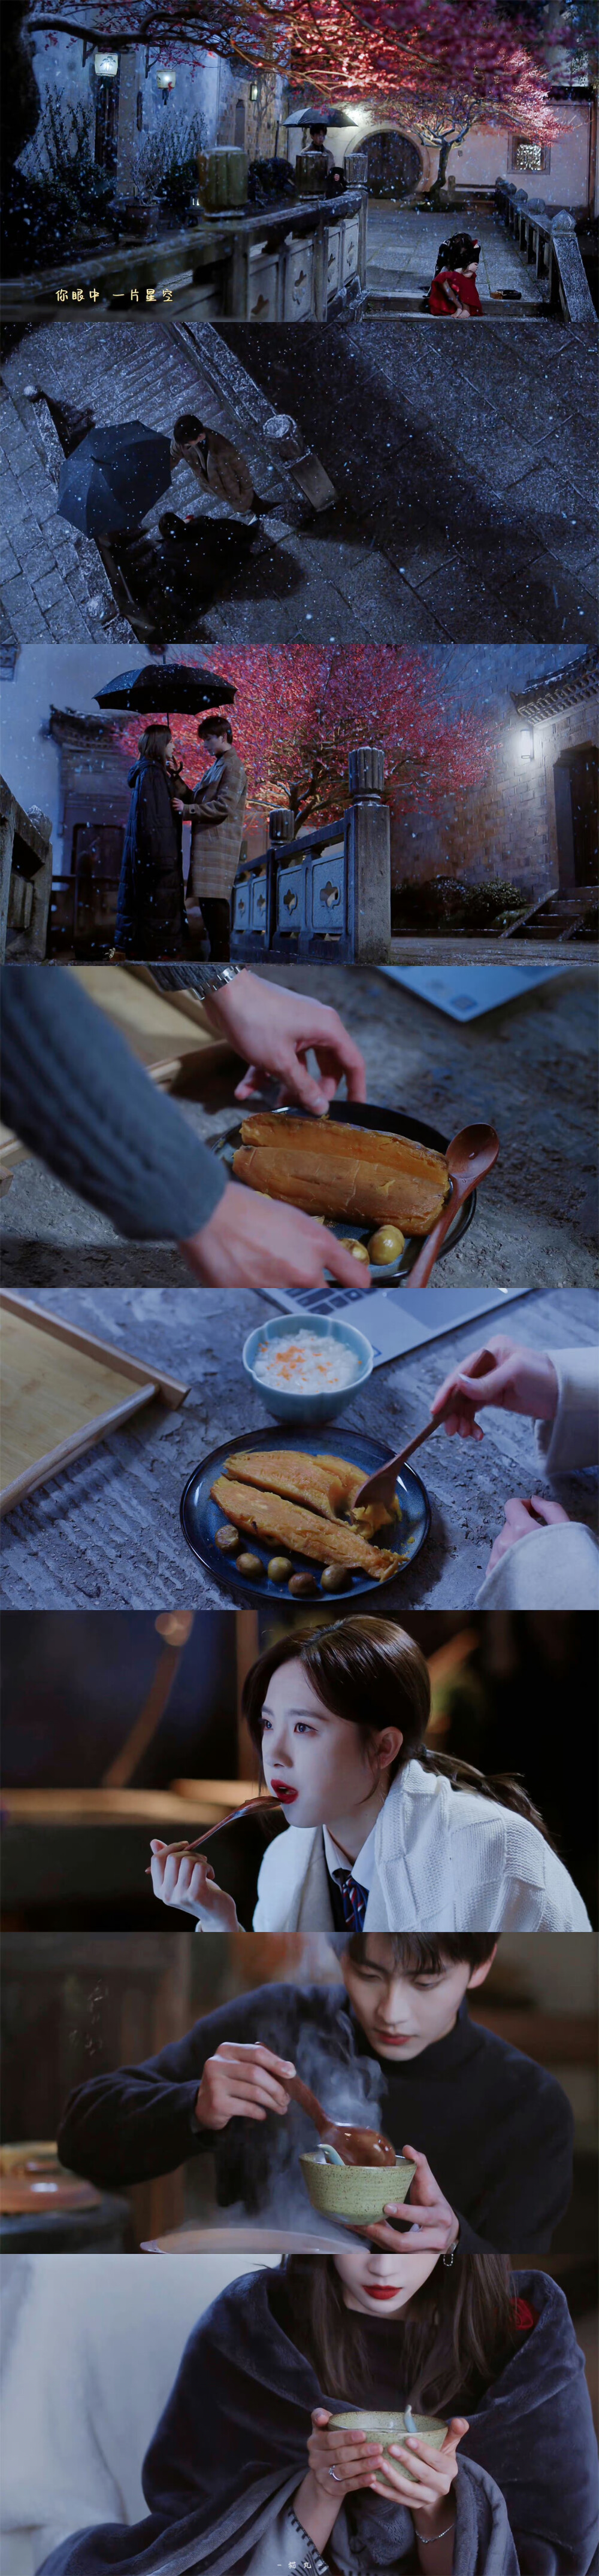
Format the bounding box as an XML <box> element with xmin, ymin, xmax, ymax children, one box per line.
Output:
<box><xmin>57</xmin><ymin>1985</ymin><xmax>573</xmax><ymax>2259</ymax></box>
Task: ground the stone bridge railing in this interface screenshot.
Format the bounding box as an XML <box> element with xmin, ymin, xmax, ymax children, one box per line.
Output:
<box><xmin>4</xmin><ymin>176</ymin><xmax>367</xmax><ymax>327</ymax></box>
<box><xmin>494</xmin><ymin>180</ymin><xmax>595</xmax><ymax>324</ymax></box>
<box><xmin>231</xmin><ymin>747</ymin><xmax>391</xmax><ymax>964</ymax></box>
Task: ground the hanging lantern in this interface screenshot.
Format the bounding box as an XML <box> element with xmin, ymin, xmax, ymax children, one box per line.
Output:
<box><xmin>94</xmin><ymin>50</ymin><xmax>119</xmax><ymax>78</ymax></box>
<box><xmin>156</xmin><ymin>67</ymin><xmax>177</xmax><ymax>99</ymax></box>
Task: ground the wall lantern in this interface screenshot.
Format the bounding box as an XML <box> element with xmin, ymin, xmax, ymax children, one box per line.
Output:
<box><xmin>156</xmin><ymin>67</ymin><xmax>177</xmax><ymax>96</ymax></box>
<box><xmin>94</xmin><ymin>50</ymin><xmax>119</xmax><ymax>77</ymax></box>
<box><xmin>250</xmin><ymin>81</ymin><xmax>259</xmax><ymax>99</ymax></box>
<box><xmin>520</xmin><ymin>725</ymin><xmax>535</xmax><ymax>760</ymax></box>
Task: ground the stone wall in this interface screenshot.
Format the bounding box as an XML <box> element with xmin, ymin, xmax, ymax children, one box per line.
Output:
<box><xmin>19</xmin><ymin>35</ymin><xmax>283</xmax><ymax>193</ymax></box>
<box><xmin>288</xmin><ymin>96</ymin><xmax>593</xmax><ymax>211</ymax></box>
<box><xmin>389</xmin><ymin>695</ymin><xmax>598</xmax><ymax>897</ymax></box>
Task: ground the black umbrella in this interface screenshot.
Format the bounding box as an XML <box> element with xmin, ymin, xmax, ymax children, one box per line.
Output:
<box><xmin>284</xmin><ymin>106</ymin><xmax>359</xmax><ymax>127</ymax></box>
<box><xmin>58</xmin><ymin>423</ymin><xmax>172</xmax><ymax>536</ymax></box>
<box><xmin>95</xmin><ymin>664</ymin><xmax>236</xmax><ymax>715</ymax></box>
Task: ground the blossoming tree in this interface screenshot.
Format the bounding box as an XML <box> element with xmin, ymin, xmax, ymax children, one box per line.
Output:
<box><xmin>119</xmin><ymin>646</ymin><xmax>494</xmax><ymax>833</ymax></box>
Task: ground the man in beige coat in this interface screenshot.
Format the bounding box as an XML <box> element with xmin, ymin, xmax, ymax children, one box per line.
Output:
<box><xmin>171</xmin><ymin>412</ymin><xmax>255</xmax><ymax>518</ymax></box>
<box><xmin>178</xmin><ymin>716</ymin><xmax>248</xmax><ymax>958</ymax></box>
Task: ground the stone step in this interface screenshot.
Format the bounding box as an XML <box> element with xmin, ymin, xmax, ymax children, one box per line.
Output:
<box><xmin>364</xmin><ymin>288</ymin><xmax>546</xmax><ymax>318</ymax></box>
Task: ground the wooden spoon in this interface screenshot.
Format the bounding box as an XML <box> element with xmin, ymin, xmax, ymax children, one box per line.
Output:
<box><xmin>288</xmin><ymin>2073</ymin><xmax>396</xmax><ymax>2168</ymax></box>
<box><xmin>144</xmin><ymin>1794</ymin><xmax>280</xmax><ymax>1872</ymax></box>
<box><xmin>353</xmin><ymin>1348</ymin><xmax>497</xmax><ymax>1517</ymax></box>
<box><xmin>408</xmin><ymin>1124</ymin><xmax>500</xmax><ymax>1288</ymax></box>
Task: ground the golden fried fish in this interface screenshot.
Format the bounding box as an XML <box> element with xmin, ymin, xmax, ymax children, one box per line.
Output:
<box><xmin>225</xmin><ymin>1450</ymin><xmax>348</xmax><ymax>1521</ymax></box>
<box><xmin>232</xmin><ymin>1123</ymin><xmax>449</xmax><ymax>1236</ymax></box>
<box><xmin>211</xmin><ymin>1477</ymin><xmax>398</xmax><ymax>1581</ymax></box>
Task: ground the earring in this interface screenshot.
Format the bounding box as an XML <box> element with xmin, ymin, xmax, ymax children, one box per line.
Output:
<box><xmin>443</xmin><ymin>2246</ymin><xmax>456</xmax><ymax>2268</ymax></box>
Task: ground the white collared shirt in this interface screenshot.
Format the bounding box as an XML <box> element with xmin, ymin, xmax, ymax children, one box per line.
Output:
<box><xmin>322</xmin><ymin>1819</ymin><xmax>378</xmax><ymax>1891</ymax></box>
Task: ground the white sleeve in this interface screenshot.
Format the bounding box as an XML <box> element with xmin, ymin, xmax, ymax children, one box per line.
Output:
<box><xmin>536</xmin><ymin>1348</ymin><xmax>599</xmax><ymax>1474</ymax></box>
<box><xmin>499</xmin><ymin>1864</ymin><xmax>591</xmax><ymax>1932</ymax></box>
<box><xmin>475</xmin><ymin>1523</ymin><xmax>598</xmax><ymax>1612</ymax></box>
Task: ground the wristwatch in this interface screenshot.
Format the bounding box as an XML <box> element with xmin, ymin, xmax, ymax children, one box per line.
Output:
<box><xmin>200</xmin><ymin>965</ymin><xmax>243</xmax><ymax>993</ymax></box>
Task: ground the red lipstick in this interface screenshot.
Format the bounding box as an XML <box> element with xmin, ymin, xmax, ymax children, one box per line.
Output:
<box><xmin>376</xmin><ymin>2033</ymin><xmax>412</xmax><ymax>2047</ymax></box>
<box><xmin>270</xmin><ymin>1781</ymin><xmax>298</xmax><ymax>1803</ymax></box>
<box><xmin>364</xmin><ymin>2284</ymin><xmax>400</xmax><ymax>2302</ymax></box>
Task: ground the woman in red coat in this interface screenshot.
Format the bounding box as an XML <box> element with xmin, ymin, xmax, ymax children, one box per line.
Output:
<box><xmin>428</xmin><ymin>233</ymin><xmax>482</xmax><ymax>316</ymax></box>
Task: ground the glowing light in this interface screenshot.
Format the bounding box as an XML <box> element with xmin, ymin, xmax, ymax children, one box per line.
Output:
<box><xmin>94</xmin><ymin>49</ymin><xmax>119</xmax><ymax>75</ymax></box>
<box><xmin>156</xmin><ymin>65</ymin><xmax>177</xmax><ymax>87</ymax></box>
<box><xmin>520</xmin><ymin>725</ymin><xmax>534</xmax><ymax>759</ymax></box>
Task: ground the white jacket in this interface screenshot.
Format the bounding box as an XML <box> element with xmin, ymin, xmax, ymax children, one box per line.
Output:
<box><xmin>476</xmin><ymin>1349</ymin><xmax>599</xmax><ymax>1611</ymax></box>
<box><xmin>253</xmin><ymin>1758</ymin><xmax>591</xmax><ymax>1934</ymax></box>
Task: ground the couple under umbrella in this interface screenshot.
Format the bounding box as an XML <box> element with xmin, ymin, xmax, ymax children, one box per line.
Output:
<box><xmin>114</xmin><ymin>713</ymin><xmax>248</xmax><ymax>961</ymax></box>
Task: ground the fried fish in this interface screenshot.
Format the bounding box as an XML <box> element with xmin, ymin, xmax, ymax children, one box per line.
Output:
<box><xmin>232</xmin><ymin>1119</ymin><xmax>449</xmax><ymax>1237</ymax></box>
<box><xmin>211</xmin><ymin>1476</ymin><xmax>398</xmax><ymax>1581</ymax></box>
<box><xmin>225</xmin><ymin>1448</ymin><xmax>349</xmax><ymax>1520</ymax></box>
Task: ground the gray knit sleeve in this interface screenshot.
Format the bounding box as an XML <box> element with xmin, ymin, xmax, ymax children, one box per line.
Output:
<box><xmin>0</xmin><ymin>967</ymin><xmax>227</xmax><ymax>1243</ymax></box>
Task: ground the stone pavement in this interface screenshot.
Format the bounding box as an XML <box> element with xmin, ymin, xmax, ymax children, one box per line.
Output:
<box><xmin>1</xmin><ymin>317</ymin><xmax>595</xmax><ymax>648</ymax></box>
<box><xmin>0</xmin><ymin>1284</ymin><xmax>595</xmax><ymax>1610</ymax></box>
<box><xmin>220</xmin><ymin>321</ymin><xmax>597</xmax><ymax>645</ymax></box>
<box><xmin>366</xmin><ymin>202</ymin><xmax>544</xmax><ymax>307</ymax></box>
<box><xmin>1</xmin><ymin>963</ymin><xmax>596</xmax><ymax>1286</ymax></box>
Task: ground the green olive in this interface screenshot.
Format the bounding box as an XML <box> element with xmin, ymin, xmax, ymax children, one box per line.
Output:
<box><xmin>237</xmin><ymin>1553</ymin><xmax>264</xmax><ymax>1579</ymax></box>
<box><xmin>338</xmin><ymin>1237</ymin><xmax>370</xmax><ymax>1262</ymax></box>
<box><xmin>215</xmin><ymin>1523</ymin><xmax>241</xmax><ymax>1554</ymax></box>
<box><xmin>320</xmin><ymin>1564</ymin><xmax>353</xmax><ymax>1592</ymax></box>
<box><xmin>368</xmin><ymin>1225</ymin><xmax>406</xmax><ymax>1265</ymax></box>
<box><xmin>289</xmin><ymin>1570</ymin><xmax>318</xmax><ymax>1597</ymax></box>
<box><xmin>267</xmin><ymin>1555</ymin><xmax>294</xmax><ymax>1584</ymax></box>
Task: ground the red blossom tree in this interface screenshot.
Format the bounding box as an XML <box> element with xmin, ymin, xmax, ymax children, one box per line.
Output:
<box><xmin>118</xmin><ymin>647</ymin><xmax>494</xmax><ymax>834</ymax></box>
<box><xmin>28</xmin><ymin>0</ymin><xmax>590</xmax><ymax>129</ymax></box>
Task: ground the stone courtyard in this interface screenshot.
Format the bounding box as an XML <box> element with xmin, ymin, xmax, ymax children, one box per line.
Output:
<box><xmin>365</xmin><ymin>202</ymin><xmax>545</xmax><ymax>308</ymax></box>
<box><xmin>1</xmin><ymin>314</ymin><xmax>595</xmax><ymax>654</ymax></box>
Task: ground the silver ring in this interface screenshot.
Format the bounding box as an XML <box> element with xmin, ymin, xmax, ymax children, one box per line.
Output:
<box><xmin>329</xmin><ymin>2468</ymin><xmax>341</xmax><ymax>2481</ymax></box>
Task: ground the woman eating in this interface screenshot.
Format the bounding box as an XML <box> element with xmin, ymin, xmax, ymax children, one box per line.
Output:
<box><xmin>149</xmin><ymin>1620</ymin><xmax>591</xmax><ymax>1933</ymax></box>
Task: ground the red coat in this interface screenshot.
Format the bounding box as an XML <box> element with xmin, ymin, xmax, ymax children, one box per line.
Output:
<box><xmin>429</xmin><ymin>267</ymin><xmax>482</xmax><ymax>314</ymax></box>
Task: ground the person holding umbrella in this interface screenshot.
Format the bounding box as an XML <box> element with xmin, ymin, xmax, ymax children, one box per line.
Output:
<box><xmin>114</xmin><ymin>724</ymin><xmax>187</xmax><ymax>957</ymax></box>
<box><xmin>173</xmin><ymin>715</ymin><xmax>249</xmax><ymax>961</ymax></box>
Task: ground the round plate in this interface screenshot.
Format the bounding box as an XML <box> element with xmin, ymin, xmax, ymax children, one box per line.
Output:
<box><xmin>180</xmin><ymin>1423</ymin><xmax>431</xmax><ymax>1604</ymax></box>
<box><xmin>210</xmin><ymin>1101</ymin><xmax>476</xmax><ymax>1281</ymax></box>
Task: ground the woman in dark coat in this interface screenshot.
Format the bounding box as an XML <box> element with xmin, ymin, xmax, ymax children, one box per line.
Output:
<box><xmin>114</xmin><ymin>725</ymin><xmax>186</xmax><ymax>956</ymax></box>
<box><xmin>37</xmin><ymin>2245</ymin><xmax>598</xmax><ymax>2576</ymax></box>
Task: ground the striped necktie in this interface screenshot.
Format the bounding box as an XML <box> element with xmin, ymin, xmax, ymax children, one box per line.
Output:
<box><xmin>332</xmin><ymin>1870</ymin><xmax>368</xmax><ymax>1932</ymax></box>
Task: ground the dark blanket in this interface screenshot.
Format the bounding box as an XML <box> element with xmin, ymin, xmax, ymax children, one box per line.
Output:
<box><xmin>38</xmin><ymin>2268</ymin><xmax>598</xmax><ymax>2576</ymax></box>
<box><xmin>115</xmin><ymin>761</ymin><xmax>184</xmax><ymax>952</ymax></box>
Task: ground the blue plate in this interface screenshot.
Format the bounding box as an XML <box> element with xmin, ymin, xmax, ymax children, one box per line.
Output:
<box><xmin>210</xmin><ymin>1102</ymin><xmax>476</xmax><ymax>1283</ymax></box>
<box><xmin>180</xmin><ymin>1424</ymin><xmax>431</xmax><ymax>1604</ymax></box>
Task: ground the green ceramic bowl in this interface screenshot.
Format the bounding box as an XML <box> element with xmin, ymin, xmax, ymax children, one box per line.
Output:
<box><xmin>329</xmin><ymin>2409</ymin><xmax>447</xmax><ymax>2488</ymax></box>
<box><xmin>300</xmin><ymin>2151</ymin><xmax>416</xmax><ymax>2222</ymax></box>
